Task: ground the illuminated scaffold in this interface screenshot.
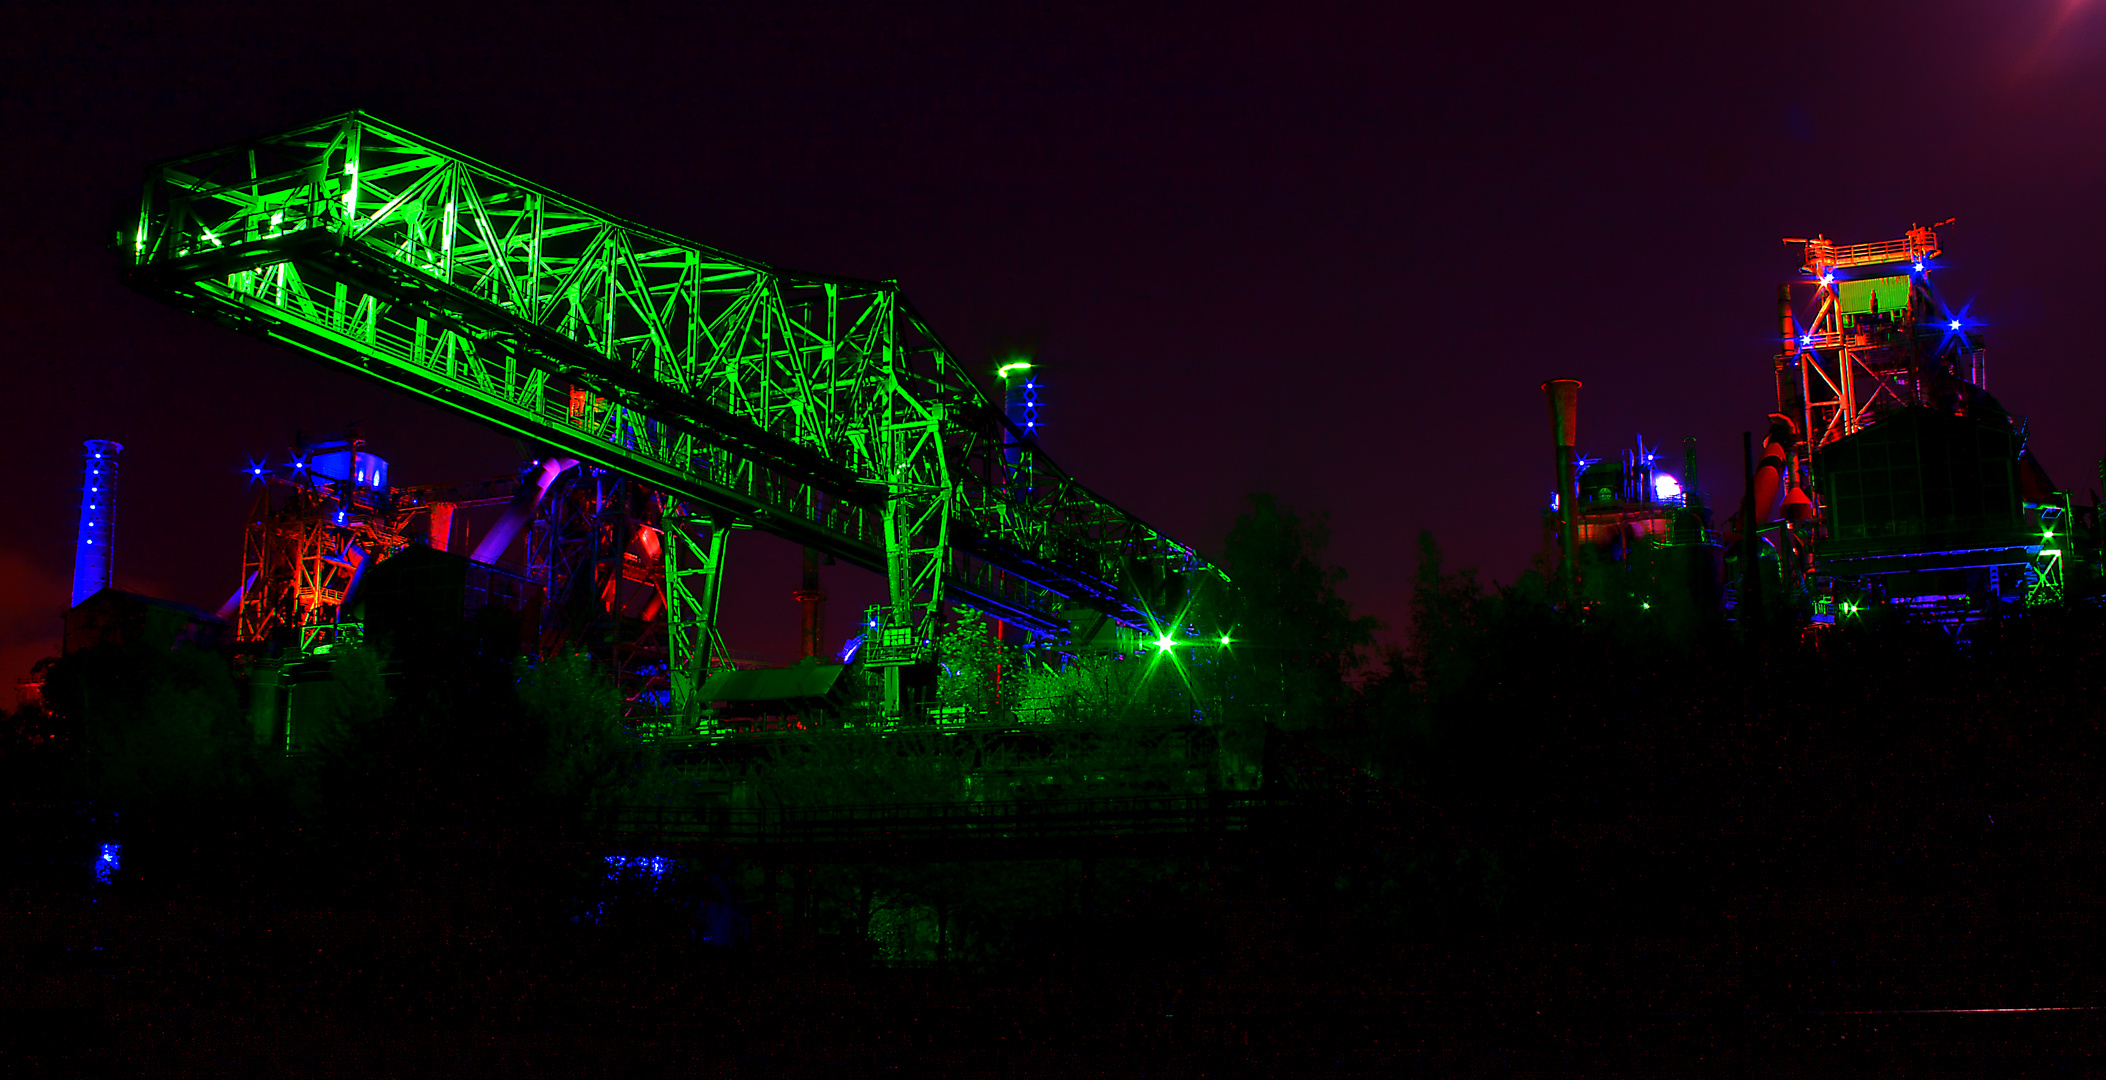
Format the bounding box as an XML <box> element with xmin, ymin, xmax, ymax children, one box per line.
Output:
<box><xmin>228</xmin><ymin>432</ymin><xmax>534</xmax><ymax>655</ymax></box>
<box><xmin>1765</xmin><ymin>224</ymin><xmax>2087</xmax><ymax>623</ymax></box>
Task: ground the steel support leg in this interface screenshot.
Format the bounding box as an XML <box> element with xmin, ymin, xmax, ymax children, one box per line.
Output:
<box><xmin>664</xmin><ymin>510</ymin><xmax>731</xmax><ymax>732</ymax></box>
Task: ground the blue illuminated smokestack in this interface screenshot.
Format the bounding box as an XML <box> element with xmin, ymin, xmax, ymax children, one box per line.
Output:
<box><xmin>996</xmin><ymin>360</ymin><xmax>1039</xmax><ymax>465</ymax></box>
<box><xmin>71</xmin><ymin>439</ymin><xmax>123</xmax><ymax>608</ymax></box>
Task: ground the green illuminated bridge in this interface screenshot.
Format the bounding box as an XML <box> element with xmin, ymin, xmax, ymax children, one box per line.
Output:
<box><xmin>123</xmin><ymin>113</ymin><xmax>1215</xmax><ymax>717</ymax></box>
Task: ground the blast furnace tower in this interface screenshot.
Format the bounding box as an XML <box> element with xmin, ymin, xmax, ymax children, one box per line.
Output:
<box><xmin>1772</xmin><ymin>224</ymin><xmax>2074</xmax><ymax>621</ymax></box>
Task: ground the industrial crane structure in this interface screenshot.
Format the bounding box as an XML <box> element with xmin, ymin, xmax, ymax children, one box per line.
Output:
<box><xmin>1771</xmin><ymin>224</ymin><xmax>2072</xmax><ymax>621</ymax></box>
<box><xmin>123</xmin><ymin>112</ymin><xmax>1215</xmax><ymax>724</ymax></box>
<box><xmin>1775</xmin><ymin>222</ymin><xmax>1983</xmax><ymax>460</ymax></box>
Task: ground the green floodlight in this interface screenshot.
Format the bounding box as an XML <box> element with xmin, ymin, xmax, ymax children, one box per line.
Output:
<box><xmin>1155</xmin><ymin>635</ymin><xmax>1177</xmax><ymax>652</ymax></box>
<box><xmin>1217</xmin><ymin>633</ymin><xmax>1233</xmax><ymax>647</ymax></box>
<box><xmin>997</xmin><ymin>360</ymin><xmax>1033</xmax><ymax>380</ymax></box>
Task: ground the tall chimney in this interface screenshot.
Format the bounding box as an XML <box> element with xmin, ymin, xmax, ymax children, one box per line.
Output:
<box><xmin>795</xmin><ymin>546</ymin><xmax>827</xmax><ymax>660</ymax></box>
<box><xmin>1778</xmin><ymin>284</ymin><xmax>1799</xmax><ymax>358</ymax></box>
<box><xmin>1543</xmin><ymin>379</ymin><xmax>1582</xmax><ymax>591</ymax></box>
<box><xmin>1682</xmin><ymin>436</ymin><xmax>1701</xmax><ymax>505</ymax></box>
<box><xmin>71</xmin><ymin>440</ymin><xmax>123</xmax><ymax>607</ymax></box>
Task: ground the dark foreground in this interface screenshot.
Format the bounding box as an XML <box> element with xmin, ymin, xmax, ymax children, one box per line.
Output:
<box><xmin>6</xmin><ymin>879</ymin><xmax>2104</xmax><ymax>1078</ymax></box>
<box><xmin>15</xmin><ymin>585</ymin><xmax>2106</xmax><ymax>1073</ymax></box>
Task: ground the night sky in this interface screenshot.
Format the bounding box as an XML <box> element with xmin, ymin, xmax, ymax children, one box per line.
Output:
<box><xmin>6</xmin><ymin>2</ymin><xmax>2105</xmax><ymax>683</ymax></box>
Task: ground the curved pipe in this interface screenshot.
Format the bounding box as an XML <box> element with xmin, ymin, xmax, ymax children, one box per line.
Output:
<box><xmin>1751</xmin><ymin>414</ymin><xmax>1794</xmax><ymax>525</ymax></box>
<box><xmin>471</xmin><ymin>457</ymin><xmax>580</xmax><ymax>564</ymax></box>
<box><xmin>338</xmin><ymin>544</ymin><xmax>370</xmax><ymax>611</ymax></box>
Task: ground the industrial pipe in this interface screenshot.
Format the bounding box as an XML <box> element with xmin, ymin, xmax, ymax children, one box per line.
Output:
<box><xmin>471</xmin><ymin>456</ymin><xmax>580</xmax><ymax>564</ymax></box>
<box><xmin>1682</xmin><ymin>436</ymin><xmax>1701</xmax><ymax>505</ymax></box>
<box><xmin>1778</xmin><ymin>284</ymin><xmax>1799</xmax><ymax>359</ymax></box>
<box><xmin>796</xmin><ymin>546</ymin><xmax>827</xmax><ymax>660</ymax></box>
<box><xmin>1543</xmin><ymin>378</ymin><xmax>1582</xmax><ymax>591</ymax></box>
<box><xmin>427</xmin><ymin>502</ymin><xmax>456</xmax><ymax>551</ymax></box>
<box><xmin>1752</xmin><ymin>413</ymin><xmax>1794</xmax><ymax>524</ymax></box>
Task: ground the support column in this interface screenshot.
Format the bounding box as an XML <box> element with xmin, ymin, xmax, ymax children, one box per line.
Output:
<box><xmin>872</xmin><ymin>347</ymin><xmax>952</xmax><ymax>719</ymax></box>
<box><xmin>664</xmin><ymin>509</ymin><xmax>731</xmax><ymax>731</ymax></box>
<box><xmin>427</xmin><ymin>501</ymin><xmax>455</xmax><ymax>552</ymax></box>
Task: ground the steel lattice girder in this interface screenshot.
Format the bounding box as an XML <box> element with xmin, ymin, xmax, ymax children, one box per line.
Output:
<box><xmin>125</xmin><ymin>113</ymin><xmax>1214</xmax><ymax>648</ymax></box>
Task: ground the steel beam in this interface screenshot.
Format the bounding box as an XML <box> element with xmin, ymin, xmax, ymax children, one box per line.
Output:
<box><xmin>125</xmin><ymin>114</ymin><xmax>1219</xmax><ymax>696</ymax></box>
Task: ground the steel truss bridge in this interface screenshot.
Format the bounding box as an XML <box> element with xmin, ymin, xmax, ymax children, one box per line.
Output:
<box><xmin>124</xmin><ymin>112</ymin><xmax>1215</xmax><ymax>720</ymax></box>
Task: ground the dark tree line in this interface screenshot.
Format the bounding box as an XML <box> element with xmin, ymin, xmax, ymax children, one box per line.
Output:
<box><xmin>6</xmin><ymin>496</ymin><xmax>2104</xmax><ymax>1017</ymax></box>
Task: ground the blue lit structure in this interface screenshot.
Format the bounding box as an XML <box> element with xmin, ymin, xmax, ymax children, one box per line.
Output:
<box><xmin>70</xmin><ymin>440</ymin><xmax>123</xmax><ymax>608</ymax></box>
<box><xmin>998</xmin><ymin>360</ymin><xmax>1040</xmax><ymax>465</ymax></box>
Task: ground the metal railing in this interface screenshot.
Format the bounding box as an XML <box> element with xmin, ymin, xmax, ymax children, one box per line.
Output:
<box><xmin>1797</xmin><ymin>229</ymin><xmax>1939</xmax><ymax>272</ymax></box>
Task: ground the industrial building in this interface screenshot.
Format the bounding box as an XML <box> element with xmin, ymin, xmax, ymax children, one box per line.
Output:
<box><xmin>1542</xmin><ymin>223</ymin><xmax>2092</xmax><ymax>627</ymax></box>
<box><xmin>30</xmin><ymin>115</ymin><xmax>2087</xmax><ymax>747</ymax></box>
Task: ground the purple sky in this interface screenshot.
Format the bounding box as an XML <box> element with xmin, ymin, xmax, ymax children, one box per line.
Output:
<box><xmin>6</xmin><ymin>1</ymin><xmax>2106</xmax><ymax>682</ymax></box>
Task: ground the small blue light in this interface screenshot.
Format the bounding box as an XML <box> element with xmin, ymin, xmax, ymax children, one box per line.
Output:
<box><xmin>605</xmin><ymin>854</ymin><xmax>670</xmax><ymax>882</ymax></box>
<box><xmin>1950</xmin><ymin>320</ymin><xmax>1961</xmax><ymax>330</ymax></box>
<box><xmin>94</xmin><ymin>843</ymin><xmax>121</xmax><ymax>885</ymax></box>
<box><xmin>1914</xmin><ymin>263</ymin><xmax>1924</xmax><ymax>272</ymax></box>
<box><xmin>1801</xmin><ymin>335</ymin><xmax>1812</xmax><ymax>345</ymax></box>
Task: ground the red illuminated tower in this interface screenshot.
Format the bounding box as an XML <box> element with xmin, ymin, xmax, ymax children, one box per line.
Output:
<box><xmin>1774</xmin><ymin>223</ymin><xmax>2061</xmax><ymax>622</ymax></box>
<box><xmin>1774</xmin><ymin>221</ymin><xmax>1984</xmax><ymax>486</ymax></box>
